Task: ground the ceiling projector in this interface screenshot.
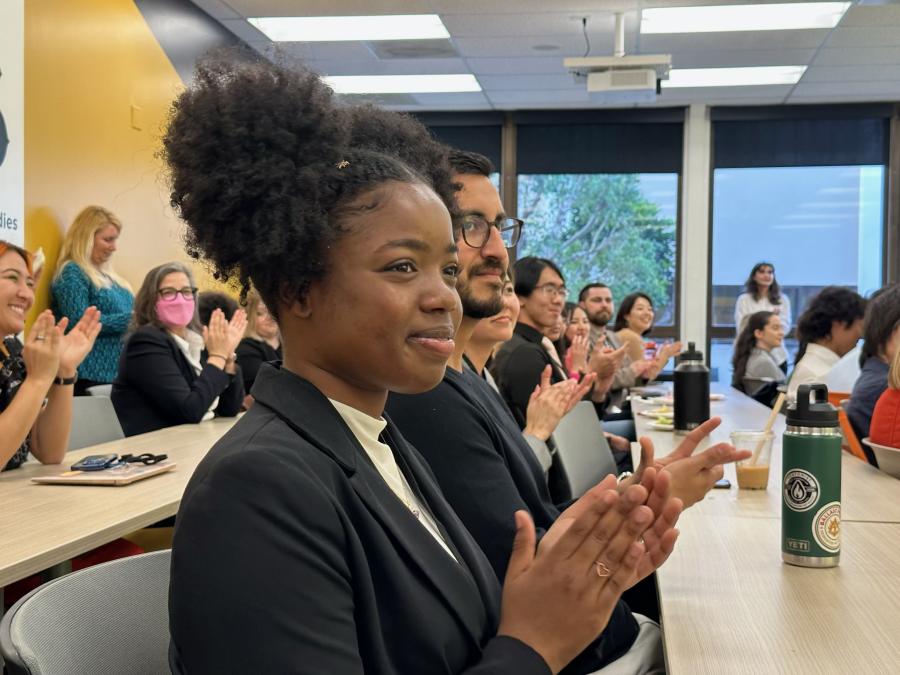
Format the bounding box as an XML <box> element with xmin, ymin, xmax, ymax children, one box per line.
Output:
<box><xmin>563</xmin><ymin>13</ymin><xmax>671</xmax><ymax>104</ymax></box>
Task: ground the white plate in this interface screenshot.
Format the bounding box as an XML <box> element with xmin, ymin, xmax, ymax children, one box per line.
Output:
<box><xmin>638</xmin><ymin>408</ymin><xmax>674</xmax><ymax>418</ymax></box>
<box><xmin>710</xmin><ymin>393</ymin><xmax>726</xmax><ymax>401</ymax></box>
<box><xmin>649</xmin><ymin>422</ymin><xmax>674</xmax><ymax>431</ymax></box>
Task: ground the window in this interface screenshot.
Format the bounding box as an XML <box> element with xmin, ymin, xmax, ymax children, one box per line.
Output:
<box><xmin>516</xmin><ymin>172</ymin><xmax>679</xmax><ymax>326</ymax></box>
<box><xmin>708</xmin><ymin>110</ymin><xmax>889</xmax><ymax>382</ymax></box>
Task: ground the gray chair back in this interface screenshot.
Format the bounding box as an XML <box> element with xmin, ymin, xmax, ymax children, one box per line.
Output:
<box><xmin>68</xmin><ymin>396</ymin><xmax>124</xmax><ymax>451</ymax></box>
<box><xmin>86</xmin><ymin>384</ymin><xmax>113</xmax><ymax>397</ymax></box>
<box><xmin>550</xmin><ymin>401</ymin><xmax>618</xmax><ymax>498</ymax></box>
<box><xmin>0</xmin><ymin>550</ymin><xmax>171</xmax><ymax>675</ymax></box>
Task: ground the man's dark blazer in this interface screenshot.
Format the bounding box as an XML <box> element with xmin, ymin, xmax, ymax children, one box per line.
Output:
<box><xmin>168</xmin><ymin>364</ymin><xmax>550</xmax><ymax>674</ymax></box>
<box><xmin>111</xmin><ymin>325</ymin><xmax>243</xmax><ymax>437</ymax></box>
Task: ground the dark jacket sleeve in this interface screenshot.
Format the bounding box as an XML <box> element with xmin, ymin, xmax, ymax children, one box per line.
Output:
<box><xmin>387</xmin><ymin>391</ymin><xmax>547</xmax><ymax>582</ymax></box>
<box><xmin>494</xmin><ymin>345</ymin><xmax>552</xmax><ymax>430</ymax></box>
<box><xmin>170</xmin><ymin>447</ymin><xmax>550</xmax><ymax>675</ymax></box>
<box><xmin>122</xmin><ymin>329</ymin><xmax>238</xmax><ymax>424</ymax></box>
<box><xmin>213</xmin><ymin>362</ymin><xmax>244</xmax><ymax>418</ymax></box>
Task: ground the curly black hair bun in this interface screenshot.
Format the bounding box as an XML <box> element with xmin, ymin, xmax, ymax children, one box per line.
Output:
<box><xmin>162</xmin><ymin>54</ymin><xmax>432</xmax><ymax>316</ymax></box>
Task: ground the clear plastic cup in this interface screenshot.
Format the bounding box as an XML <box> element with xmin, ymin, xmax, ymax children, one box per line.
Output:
<box><xmin>731</xmin><ymin>430</ymin><xmax>774</xmax><ymax>490</ymax></box>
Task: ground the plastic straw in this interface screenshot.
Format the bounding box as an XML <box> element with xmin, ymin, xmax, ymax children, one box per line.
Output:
<box><xmin>749</xmin><ymin>392</ymin><xmax>785</xmax><ymax>466</ymax></box>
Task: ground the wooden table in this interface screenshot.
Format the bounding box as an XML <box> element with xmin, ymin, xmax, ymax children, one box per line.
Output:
<box><xmin>0</xmin><ymin>417</ymin><xmax>237</xmax><ymax>588</ymax></box>
<box><xmin>631</xmin><ymin>385</ymin><xmax>900</xmax><ymax>673</ymax></box>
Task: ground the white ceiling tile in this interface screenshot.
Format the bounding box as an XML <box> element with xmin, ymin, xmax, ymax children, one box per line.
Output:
<box><xmin>668</xmin><ymin>49</ymin><xmax>817</xmax><ymax>69</ymax></box>
<box><xmin>453</xmin><ymin>35</ymin><xmax>602</xmax><ymax>58</ymax></box>
<box><xmin>226</xmin><ymin>1</ymin><xmax>432</xmax><ymax>16</ymax></box>
<box><xmin>477</xmin><ymin>74</ymin><xmax>579</xmax><ymax>91</ymax></box>
<box><xmin>411</xmin><ymin>92</ymin><xmax>492</xmax><ymax>106</ymax></box>
<box><xmin>219</xmin><ymin>17</ymin><xmax>270</xmax><ymax>41</ymax></box>
<box><xmin>838</xmin><ymin>5</ymin><xmax>900</xmax><ymax>27</ymax></box>
<box><xmin>824</xmin><ymin>27</ymin><xmax>900</xmax><ymax>48</ymax></box>
<box><xmin>814</xmin><ymin>46</ymin><xmax>900</xmax><ymax>65</ymax></box>
<box><xmin>789</xmin><ymin>80</ymin><xmax>900</xmax><ymax>96</ymax></box>
<box><xmin>638</xmin><ymin>29</ymin><xmax>829</xmax><ymax>53</ymax></box>
<box><xmin>467</xmin><ymin>56</ymin><xmax>575</xmax><ymax>75</ymax></box>
<box><xmin>440</xmin><ymin>12</ymin><xmax>630</xmax><ymax>38</ymax></box>
<box><xmin>486</xmin><ymin>89</ymin><xmax>592</xmax><ymax>105</ymax></box>
<box><xmin>802</xmin><ymin>64</ymin><xmax>900</xmax><ymax>82</ymax></box>
<box><xmin>189</xmin><ymin>0</ymin><xmax>242</xmax><ymax>20</ymax></box>
<box><xmin>308</xmin><ymin>58</ymin><xmax>471</xmax><ymax>76</ymax></box>
<box><xmin>787</xmin><ymin>93</ymin><xmax>897</xmax><ymax>104</ymax></box>
<box><xmin>305</xmin><ymin>43</ymin><xmax>382</xmax><ymax>61</ymax></box>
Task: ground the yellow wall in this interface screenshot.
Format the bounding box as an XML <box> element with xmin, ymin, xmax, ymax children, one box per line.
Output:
<box><xmin>25</xmin><ymin>0</ymin><xmax>223</xmax><ymax>324</ymax></box>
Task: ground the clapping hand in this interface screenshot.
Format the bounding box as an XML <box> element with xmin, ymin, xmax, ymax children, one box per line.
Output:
<box><xmin>57</xmin><ymin>306</ymin><xmax>102</xmax><ymax>377</ymax></box>
<box><xmin>22</xmin><ymin>310</ymin><xmax>62</xmax><ymax>386</ymax></box>
<box><xmin>630</xmin><ymin>417</ymin><xmax>752</xmax><ymax>508</ymax></box>
<box><xmin>203</xmin><ymin>308</ymin><xmax>247</xmax><ymax>357</ymax></box>
<box><xmin>524</xmin><ymin>366</ymin><xmax>597</xmax><ymax>441</ymax></box>
<box><xmin>568</xmin><ymin>334</ymin><xmax>589</xmax><ymax>374</ymax></box>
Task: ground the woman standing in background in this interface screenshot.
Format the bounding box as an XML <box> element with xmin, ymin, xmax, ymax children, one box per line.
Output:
<box><xmin>734</xmin><ymin>262</ymin><xmax>791</xmax><ymax>370</ymax></box>
<box><xmin>51</xmin><ymin>206</ymin><xmax>133</xmax><ymax>395</ymax></box>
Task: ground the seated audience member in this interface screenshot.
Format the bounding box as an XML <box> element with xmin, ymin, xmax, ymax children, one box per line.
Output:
<box><xmin>165</xmin><ymin>58</ymin><xmax>663</xmax><ymax>675</ymax></box>
<box><xmin>111</xmin><ymin>262</ymin><xmax>245</xmax><ymax>436</ymax></box>
<box><xmin>388</xmin><ymin>148</ymin><xmax>749</xmax><ymax>672</ymax></box>
<box><xmin>491</xmin><ymin>256</ymin><xmax>622</xmax><ymax>429</ymax></box>
<box><xmin>847</xmin><ymin>284</ymin><xmax>900</xmax><ymax>456</ymax></box>
<box><xmin>1</xmin><ymin>241</ymin><xmax>102</xmax><ymax>470</ymax></box>
<box><xmin>732</xmin><ymin>311</ymin><xmax>786</xmax><ymax>404</ymax></box>
<box><xmin>235</xmin><ymin>289</ymin><xmax>282</xmax><ymax>395</ymax></box>
<box><xmin>734</xmin><ymin>261</ymin><xmax>791</xmax><ymax>370</ymax></box>
<box><xmin>789</xmin><ymin>286</ymin><xmax>866</xmax><ymax>399</ymax></box>
<box><xmin>613</xmin><ymin>292</ymin><xmax>658</xmax><ymax>363</ymax></box>
<box><xmin>870</xmin><ymin>344</ymin><xmax>900</xmax><ymax>449</ymax></box>
<box><xmin>563</xmin><ymin>303</ymin><xmax>591</xmax><ymax>378</ymax></box>
<box><xmin>51</xmin><ymin>206</ymin><xmax>134</xmax><ymax>395</ymax></box>
<box><xmin>197</xmin><ymin>290</ymin><xmax>238</xmax><ymax>325</ymax></box>
<box><xmin>466</xmin><ymin>275</ymin><xmax>593</xmax><ymax>474</ymax></box>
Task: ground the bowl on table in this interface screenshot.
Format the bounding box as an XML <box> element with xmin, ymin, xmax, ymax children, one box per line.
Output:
<box><xmin>863</xmin><ymin>438</ymin><xmax>900</xmax><ymax>479</ymax></box>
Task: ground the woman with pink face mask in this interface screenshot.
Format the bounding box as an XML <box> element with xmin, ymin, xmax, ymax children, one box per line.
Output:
<box><xmin>111</xmin><ymin>262</ymin><xmax>246</xmax><ymax>436</ymax></box>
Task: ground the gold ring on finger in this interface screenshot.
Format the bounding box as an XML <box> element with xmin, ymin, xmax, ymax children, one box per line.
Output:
<box><xmin>35</xmin><ymin>335</ymin><xmax>46</xmax><ymax>341</ymax></box>
<box><xmin>594</xmin><ymin>561</ymin><xmax>610</xmax><ymax>578</ymax></box>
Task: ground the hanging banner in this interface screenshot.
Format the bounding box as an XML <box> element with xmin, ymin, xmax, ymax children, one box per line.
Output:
<box><xmin>0</xmin><ymin>0</ymin><xmax>24</xmax><ymax>246</ymax></box>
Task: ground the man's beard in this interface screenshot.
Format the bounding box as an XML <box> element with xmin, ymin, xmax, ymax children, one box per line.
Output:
<box><xmin>589</xmin><ymin>310</ymin><xmax>611</xmax><ymax>328</ymax></box>
<box><xmin>457</xmin><ymin>267</ymin><xmax>504</xmax><ymax>319</ymax></box>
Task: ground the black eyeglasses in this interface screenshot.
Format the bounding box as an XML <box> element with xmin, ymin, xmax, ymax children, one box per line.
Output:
<box><xmin>158</xmin><ymin>286</ymin><xmax>197</xmax><ymax>301</ymax></box>
<box><xmin>119</xmin><ymin>453</ymin><xmax>168</xmax><ymax>465</ymax></box>
<box><xmin>455</xmin><ymin>216</ymin><xmax>523</xmax><ymax>249</ymax></box>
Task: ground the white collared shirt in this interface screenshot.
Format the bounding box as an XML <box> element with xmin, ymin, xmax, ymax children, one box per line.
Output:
<box><xmin>789</xmin><ymin>343</ymin><xmax>841</xmax><ymax>400</ymax></box>
<box><xmin>328</xmin><ymin>398</ymin><xmax>456</xmax><ymax>561</ymax></box>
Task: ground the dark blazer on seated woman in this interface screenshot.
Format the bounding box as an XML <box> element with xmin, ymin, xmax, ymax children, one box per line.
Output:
<box><xmin>169</xmin><ymin>364</ymin><xmax>549</xmax><ymax>674</ymax></box>
<box><xmin>111</xmin><ymin>325</ymin><xmax>243</xmax><ymax>436</ymax></box>
<box><xmin>235</xmin><ymin>336</ymin><xmax>281</xmax><ymax>393</ymax></box>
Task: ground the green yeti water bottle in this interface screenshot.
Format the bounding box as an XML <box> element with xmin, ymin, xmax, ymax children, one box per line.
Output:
<box><xmin>782</xmin><ymin>383</ymin><xmax>842</xmax><ymax>568</ymax></box>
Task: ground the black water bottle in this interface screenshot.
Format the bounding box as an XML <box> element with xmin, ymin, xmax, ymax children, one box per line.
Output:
<box><xmin>674</xmin><ymin>342</ymin><xmax>710</xmax><ymax>435</ymax></box>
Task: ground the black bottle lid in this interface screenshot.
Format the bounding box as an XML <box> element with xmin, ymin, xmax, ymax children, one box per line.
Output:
<box><xmin>678</xmin><ymin>341</ymin><xmax>704</xmax><ymax>363</ymax></box>
<box><xmin>786</xmin><ymin>384</ymin><xmax>838</xmax><ymax>428</ymax></box>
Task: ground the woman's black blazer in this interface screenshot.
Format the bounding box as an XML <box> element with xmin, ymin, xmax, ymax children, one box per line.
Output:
<box><xmin>168</xmin><ymin>363</ymin><xmax>550</xmax><ymax>674</ymax></box>
<box><xmin>111</xmin><ymin>325</ymin><xmax>244</xmax><ymax>436</ymax></box>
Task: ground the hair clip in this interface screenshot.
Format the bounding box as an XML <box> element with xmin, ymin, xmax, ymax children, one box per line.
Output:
<box><xmin>336</xmin><ymin>160</ymin><xmax>350</xmax><ymax>170</ymax></box>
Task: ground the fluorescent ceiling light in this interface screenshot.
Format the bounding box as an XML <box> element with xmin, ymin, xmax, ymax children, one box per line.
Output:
<box><xmin>664</xmin><ymin>66</ymin><xmax>807</xmax><ymax>87</ymax></box>
<box><xmin>248</xmin><ymin>14</ymin><xmax>450</xmax><ymax>42</ymax></box>
<box><xmin>641</xmin><ymin>3</ymin><xmax>850</xmax><ymax>34</ymax></box>
<box><xmin>323</xmin><ymin>74</ymin><xmax>481</xmax><ymax>94</ymax></box>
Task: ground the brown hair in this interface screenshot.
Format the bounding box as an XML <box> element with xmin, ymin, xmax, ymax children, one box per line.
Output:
<box><xmin>130</xmin><ymin>261</ymin><xmax>201</xmax><ymax>333</ymax></box>
<box><xmin>0</xmin><ymin>241</ymin><xmax>33</xmax><ymax>274</ymax></box>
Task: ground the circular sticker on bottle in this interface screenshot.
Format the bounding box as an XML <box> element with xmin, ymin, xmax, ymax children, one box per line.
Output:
<box><xmin>812</xmin><ymin>502</ymin><xmax>841</xmax><ymax>553</ymax></box>
<box><xmin>783</xmin><ymin>470</ymin><xmax>820</xmax><ymax>512</ymax></box>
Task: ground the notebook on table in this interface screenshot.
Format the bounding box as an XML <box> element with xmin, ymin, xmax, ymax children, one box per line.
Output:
<box><xmin>31</xmin><ymin>461</ymin><xmax>176</xmax><ymax>486</ymax></box>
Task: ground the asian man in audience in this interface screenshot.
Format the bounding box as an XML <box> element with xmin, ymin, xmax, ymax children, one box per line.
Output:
<box><xmin>788</xmin><ymin>286</ymin><xmax>866</xmax><ymax>400</ymax></box>
<box><xmin>111</xmin><ymin>262</ymin><xmax>245</xmax><ymax>436</ymax></box>
<box><xmin>847</xmin><ymin>283</ymin><xmax>900</xmax><ymax>459</ymax></box>
<box><xmin>51</xmin><ymin>206</ymin><xmax>134</xmax><ymax>395</ymax></box>
<box><xmin>465</xmin><ymin>272</ymin><xmax>593</xmax><ymax>475</ymax></box>
<box><xmin>869</xmin><ymin>342</ymin><xmax>900</xmax><ymax>450</ymax></box>
<box><xmin>387</xmin><ymin>148</ymin><xmax>750</xmax><ymax>674</ymax></box>
<box><xmin>1</xmin><ymin>240</ymin><xmax>102</xmax><ymax>470</ymax></box>
<box><xmin>731</xmin><ymin>311</ymin><xmax>786</xmax><ymax>407</ymax></box>
<box><xmin>167</xmin><ymin>58</ymin><xmax>669</xmax><ymax>674</ymax></box>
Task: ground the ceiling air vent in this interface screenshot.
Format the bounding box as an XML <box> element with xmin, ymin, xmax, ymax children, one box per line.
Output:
<box><xmin>337</xmin><ymin>93</ymin><xmax>420</xmax><ymax>106</ymax></box>
<box><xmin>368</xmin><ymin>39</ymin><xmax>458</xmax><ymax>60</ymax></box>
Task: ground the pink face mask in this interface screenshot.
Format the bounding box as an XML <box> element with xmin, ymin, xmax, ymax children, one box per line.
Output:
<box><xmin>156</xmin><ymin>296</ymin><xmax>195</xmax><ymax>327</ymax></box>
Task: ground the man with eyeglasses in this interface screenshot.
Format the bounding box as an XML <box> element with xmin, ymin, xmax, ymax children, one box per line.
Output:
<box><xmin>491</xmin><ymin>257</ymin><xmax>625</xmax><ymax>439</ymax></box>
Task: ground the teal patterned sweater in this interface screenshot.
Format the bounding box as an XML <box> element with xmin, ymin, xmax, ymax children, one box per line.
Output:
<box><xmin>51</xmin><ymin>262</ymin><xmax>134</xmax><ymax>384</ymax></box>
